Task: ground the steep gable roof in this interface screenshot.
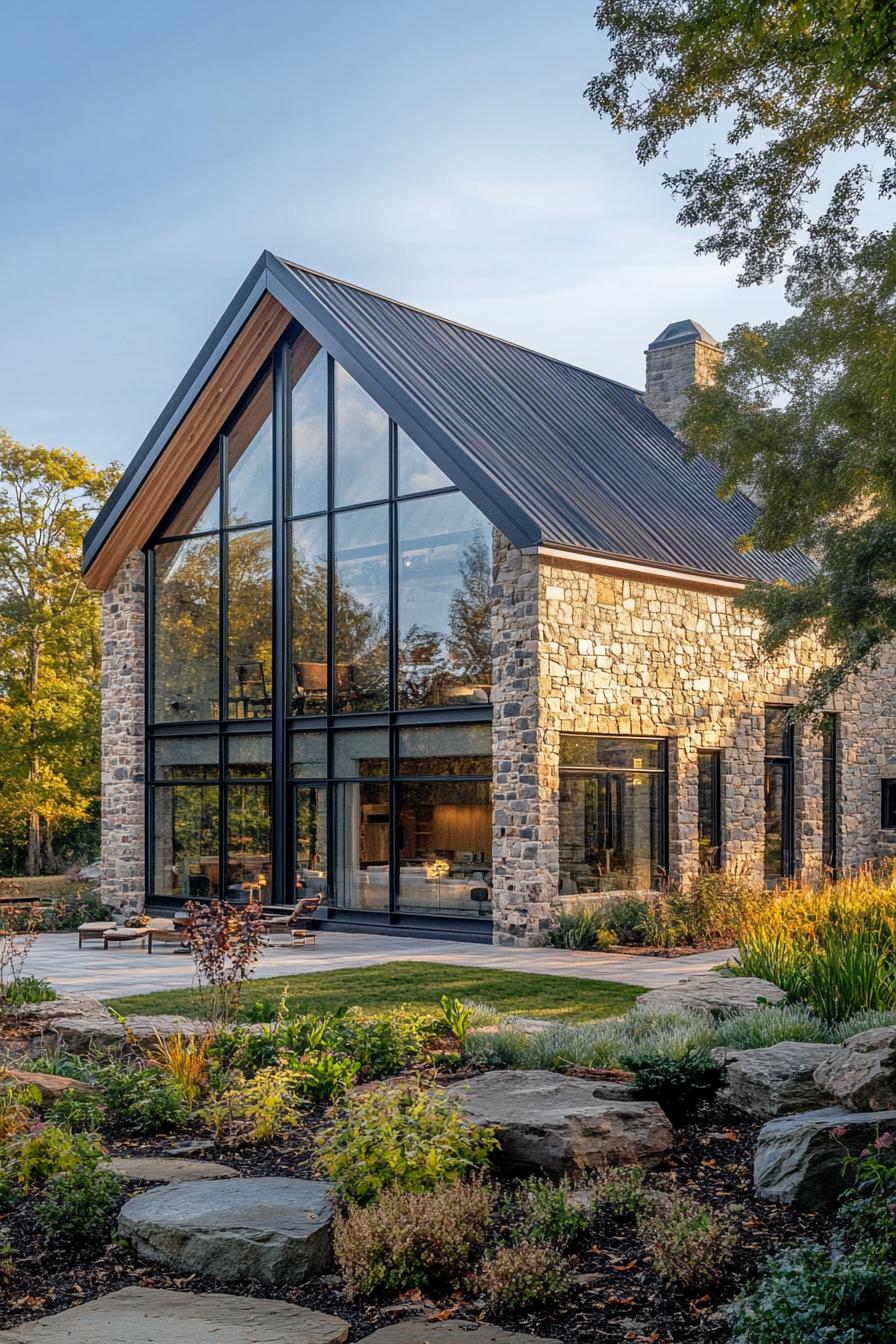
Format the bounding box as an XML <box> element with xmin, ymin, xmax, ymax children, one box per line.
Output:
<box><xmin>83</xmin><ymin>251</ymin><xmax>815</xmax><ymax>588</ymax></box>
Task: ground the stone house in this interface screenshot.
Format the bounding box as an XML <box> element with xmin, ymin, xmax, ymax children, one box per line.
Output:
<box><xmin>83</xmin><ymin>254</ymin><xmax>896</xmax><ymax>945</ymax></box>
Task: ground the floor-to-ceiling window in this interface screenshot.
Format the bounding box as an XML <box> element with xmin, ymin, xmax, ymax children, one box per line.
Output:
<box><xmin>558</xmin><ymin>735</ymin><xmax>666</xmax><ymax>893</ymax></box>
<box><xmin>146</xmin><ymin>327</ymin><xmax>494</xmax><ymax>923</ymax></box>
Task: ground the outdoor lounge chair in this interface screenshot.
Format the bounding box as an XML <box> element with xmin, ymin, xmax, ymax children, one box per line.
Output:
<box><xmin>101</xmin><ymin>918</ymin><xmax>182</xmax><ymax>954</ymax></box>
<box><xmin>78</xmin><ymin>920</ymin><xmax>116</xmax><ymax>948</ymax></box>
<box><xmin>261</xmin><ymin>896</ymin><xmax>321</xmax><ymax>946</ymax></box>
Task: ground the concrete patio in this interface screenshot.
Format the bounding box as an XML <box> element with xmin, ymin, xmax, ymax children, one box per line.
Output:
<box><xmin>19</xmin><ymin>931</ymin><xmax>736</xmax><ymax>1000</ymax></box>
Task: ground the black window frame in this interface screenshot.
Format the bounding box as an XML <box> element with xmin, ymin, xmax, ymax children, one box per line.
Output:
<box><xmin>764</xmin><ymin>705</ymin><xmax>795</xmax><ymax>882</ymax></box>
<box><xmin>696</xmin><ymin>749</ymin><xmax>723</xmax><ymax>872</ymax></box>
<box><xmin>144</xmin><ymin>323</ymin><xmax>494</xmax><ymax>923</ymax></box>
<box><xmin>882</xmin><ymin>779</ymin><xmax>896</xmax><ymax>830</ymax></box>
<box><xmin>821</xmin><ymin>713</ymin><xmax>839</xmax><ymax>875</ymax></box>
<box><xmin>557</xmin><ymin>733</ymin><xmax>669</xmax><ymax>893</ymax></box>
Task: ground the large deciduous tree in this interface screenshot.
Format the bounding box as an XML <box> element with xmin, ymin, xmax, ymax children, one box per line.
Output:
<box><xmin>587</xmin><ymin>1</ymin><xmax>896</xmax><ymax>712</ymax></box>
<box><xmin>0</xmin><ymin>432</ymin><xmax>117</xmax><ymax>873</ymax></box>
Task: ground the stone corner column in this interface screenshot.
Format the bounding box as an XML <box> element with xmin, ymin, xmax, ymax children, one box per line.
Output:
<box><xmin>490</xmin><ymin>537</ymin><xmax>559</xmax><ymax>946</ymax></box>
<box><xmin>100</xmin><ymin>549</ymin><xmax>146</xmax><ymax>918</ymax></box>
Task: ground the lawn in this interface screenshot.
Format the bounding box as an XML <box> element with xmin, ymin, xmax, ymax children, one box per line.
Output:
<box><xmin>105</xmin><ymin>959</ymin><xmax>643</xmax><ymax>1021</ymax></box>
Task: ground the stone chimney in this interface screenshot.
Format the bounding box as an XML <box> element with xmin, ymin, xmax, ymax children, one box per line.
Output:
<box><xmin>644</xmin><ymin>319</ymin><xmax>721</xmax><ymax>429</ymax></box>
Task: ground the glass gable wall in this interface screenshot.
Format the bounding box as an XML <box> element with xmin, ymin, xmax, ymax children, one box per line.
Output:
<box><xmin>147</xmin><ymin>328</ymin><xmax>494</xmax><ymax>922</ymax></box>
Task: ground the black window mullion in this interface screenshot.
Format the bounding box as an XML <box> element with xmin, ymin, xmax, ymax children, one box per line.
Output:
<box><xmin>271</xmin><ymin>342</ymin><xmax>288</xmax><ymax>906</ymax></box>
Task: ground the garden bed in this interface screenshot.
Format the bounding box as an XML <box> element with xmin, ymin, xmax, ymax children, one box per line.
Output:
<box><xmin>0</xmin><ymin>1089</ymin><xmax>829</xmax><ymax>1344</ymax></box>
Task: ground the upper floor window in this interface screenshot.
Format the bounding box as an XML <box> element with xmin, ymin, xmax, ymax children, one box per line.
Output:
<box><xmin>149</xmin><ymin>332</ymin><xmax>496</xmax><ymax>725</ymax></box>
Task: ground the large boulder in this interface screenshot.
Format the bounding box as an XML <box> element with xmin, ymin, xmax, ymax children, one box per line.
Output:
<box><xmin>0</xmin><ymin>1286</ymin><xmax>349</xmax><ymax>1343</ymax></box>
<box><xmin>0</xmin><ymin>1066</ymin><xmax>94</xmax><ymax>1105</ymax></box>
<box><xmin>118</xmin><ymin>1177</ymin><xmax>333</xmax><ymax>1284</ymax></box>
<box><xmin>13</xmin><ymin>994</ymin><xmax>126</xmax><ymax>1051</ymax></box>
<box><xmin>13</xmin><ymin>994</ymin><xmax>212</xmax><ymax>1054</ymax></box>
<box><xmin>753</xmin><ymin>1105</ymin><xmax>896</xmax><ymax>1208</ymax></box>
<box><xmin>443</xmin><ymin>1069</ymin><xmax>672</xmax><ymax>1173</ymax></box>
<box><xmin>718</xmin><ymin>1042</ymin><xmax>837</xmax><ymax>1117</ymax></box>
<box><xmin>634</xmin><ymin>974</ymin><xmax>785</xmax><ymax>1018</ymax></box>
<box><xmin>813</xmin><ymin>1028</ymin><xmax>896</xmax><ymax>1112</ymax></box>
<box><xmin>362</xmin><ymin>1325</ymin><xmax>561</xmax><ymax>1344</ymax></box>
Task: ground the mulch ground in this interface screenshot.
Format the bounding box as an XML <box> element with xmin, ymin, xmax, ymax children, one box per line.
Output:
<box><xmin>0</xmin><ymin>1090</ymin><xmax>830</xmax><ymax>1343</ymax></box>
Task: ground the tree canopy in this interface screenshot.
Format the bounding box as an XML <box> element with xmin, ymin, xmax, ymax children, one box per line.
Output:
<box><xmin>588</xmin><ymin>1</ymin><xmax>896</xmax><ymax>712</ymax></box>
<box><xmin>0</xmin><ymin>432</ymin><xmax>117</xmax><ymax>873</ymax></box>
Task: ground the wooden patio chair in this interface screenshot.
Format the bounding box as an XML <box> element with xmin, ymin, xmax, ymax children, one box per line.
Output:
<box><xmin>261</xmin><ymin>896</ymin><xmax>321</xmax><ymax>945</ymax></box>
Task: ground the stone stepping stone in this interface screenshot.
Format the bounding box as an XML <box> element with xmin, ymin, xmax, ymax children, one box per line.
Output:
<box><xmin>118</xmin><ymin>1177</ymin><xmax>332</xmax><ymax>1284</ymax></box>
<box><xmin>104</xmin><ymin>1156</ymin><xmax>238</xmax><ymax>1183</ymax></box>
<box><xmin>443</xmin><ymin>1069</ymin><xmax>672</xmax><ymax>1172</ymax></box>
<box><xmin>754</xmin><ymin>1104</ymin><xmax>896</xmax><ymax>1208</ymax></box>
<box><xmin>717</xmin><ymin>1041</ymin><xmax>837</xmax><ymax>1117</ymax></box>
<box><xmin>634</xmin><ymin>974</ymin><xmax>785</xmax><ymax>1018</ymax></box>
<box><xmin>362</xmin><ymin>1323</ymin><xmax>561</xmax><ymax>1343</ymax></box>
<box><xmin>0</xmin><ymin>1286</ymin><xmax>348</xmax><ymax>1343</ymax></box>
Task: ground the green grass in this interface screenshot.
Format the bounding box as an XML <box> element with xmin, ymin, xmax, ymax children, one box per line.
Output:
<box><xmin>0</xmin><ymin>876</ymin><xmax>95</xmax><ymax>902</ymax></box>
<box><xmin>105</xmin><ymin>960</ymin><xmax>643</xmax><ymax>1023</ymax></box>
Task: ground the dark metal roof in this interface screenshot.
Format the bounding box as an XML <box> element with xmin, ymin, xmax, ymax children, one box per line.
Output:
<box><xmin>84</xmin><ymin>251</ymin><xmax>815</xmax><ymax>586</ymax></box>
<box><xmin>648</xmin><ymin>319</ymin><xmax>719</xmax><ymax>351</ymax></box>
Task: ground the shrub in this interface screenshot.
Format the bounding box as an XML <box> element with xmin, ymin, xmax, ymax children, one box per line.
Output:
<box><xmin>0</xmin><ymin>1082</ymin><xmax>41</xmax><ymax>1142</ymax></box>
<box><xmin>712</xmin><ymin>1003</ymin><xmax>832</xmax><ymax>1050</ymax></box>
<box><xmin>317</xmin><ymin>1083</ymin><xmax>498</xmax><ymax>1204</ymax></box>
<box><xmin>465</xmin><ymin>1026</ymin><xmax>533</xmax><ymax>1071</ymax></box>
<box><xmin>479</xmin><ymin>1239</ymin><xmax>573</xmax><ymax>1314</ymax></box>
<box><xmin>333</xmin><ymin>1178</ymin><xmax>493</xmax><ymax>1297</ymax></box>
<box><xmin>97</xmin><ymin>1063</ymin><xmax>189</xmax><ymax>1134</ymax></box>
<box><xmin>512</xmin><ymin>1175</ymin><xmax>592</xmax><ymax>1248</ymax></box>
<box><xmin>544</xmin><ymin>904</ymin><xmax>616</xmax><ymax>951</ymax></box>
<box><xmin>203</xmin><ymin>1061</ymin><xmax>304</xmax><ymax>1143</ymax></box>
<box><xmin>624</xmin><ymin>1050</ymin><xmax>725</xmax><ymax>1124</ymax></box>
<box><xmin>6</xmin><ymin>1127</ymin><xmax>104</xmax><ymax>1194</ymax></box>
<box><xmin>1</xmin><ymin>975</ymin><xmax>56</xmax><ymax>1006</ymax></box>
<box><xmin>26</xmin><ymin>1050</ymin><xmax>95</xmax><ymax>1082</ymax></box>
<box><xmin>592</xmin><ymin>1164</ymin><xmax>649</xmax><ymax>1215</ymax></box>
<box><xmin>184</xmin><ymin>899</ymin><xmax>264</xmax><ymax>1026</ymax></box>
<box><xmin>601</xmin><ymin>894</ymin><xmax>651</xmax><ymax>945</ymax></box>
<box><xmin>729</xmin><ymin>1242</ymin><xmax>896</xmax><ymax>1343</ymax></box>
<box><xmin>35</xmin><ymin>1162</ymin><xmax>124</xmax><ymax>1246</ymax></box>
<box><xmin>295</xmin><ymin>1052</ymin><xmax>358</xmax><ymax>1102</ymax></box>
<box><xmin>48</xmin><ymin>1089</ymin><xmax>105</xmax><ymax>1132</ymax></box>
<box><xmin>831</xmin><ymin>1008</ymin><xmax>896</xmax><ymax>1042</ymax></box>
<box><xmin>40</xmin><ymin>891</ymin><xmax>109</xmax><ymax>933</ymax></box>
<box><xmin>637</xmin><ymin>1191</ymin><xmax>738</xmax><ymax>1287</ymax></box>
<box><xmin>467</xmin><ymin>1009</ymin><xmax>713</xmax><ymax>1076</ymax></box>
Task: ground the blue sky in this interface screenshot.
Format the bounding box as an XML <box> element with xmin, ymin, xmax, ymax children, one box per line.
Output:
<box><xmin>1</xmin><ymin>0</ymin><xmax>796</xmax><ymax>468</ymax></box>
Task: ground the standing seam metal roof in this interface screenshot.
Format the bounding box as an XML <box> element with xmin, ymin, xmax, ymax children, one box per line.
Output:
<box><xmin>280</xmin><ymin>259</ymin><xmax>814</xmax><ymax>585</ymax></box>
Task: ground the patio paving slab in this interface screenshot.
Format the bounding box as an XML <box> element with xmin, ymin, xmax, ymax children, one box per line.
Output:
<box><xmin>19</xmin><ymin>931</ymin><xmax>736</xmax><ymax>1000</ymax></box>
<box><xmin>0</xmin><ymin>1287</ymin><xmax>349</xmax><ymax>1343</ymax></box>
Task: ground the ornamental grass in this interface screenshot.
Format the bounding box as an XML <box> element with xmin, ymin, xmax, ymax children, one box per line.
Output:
<box><xmin>737</xmin><ymin>864</ymin><xmax>896</xmax><ymax>1022</ymax></box>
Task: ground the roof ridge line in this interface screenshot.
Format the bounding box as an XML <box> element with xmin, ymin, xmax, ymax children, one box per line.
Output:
<box><xmin>276</xmin><ymin>255</ymin><xmax>644</xmax><ymax>398</ymax></box>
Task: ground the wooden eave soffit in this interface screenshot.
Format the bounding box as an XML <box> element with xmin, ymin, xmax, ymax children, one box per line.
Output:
<box><xmin>83</xmin><ymin>293</ymin><xmax>297</xmax><ymax>590</ymax></box>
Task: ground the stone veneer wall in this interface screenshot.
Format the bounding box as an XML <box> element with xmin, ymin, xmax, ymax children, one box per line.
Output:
<box><xmin>490</xmin><ymin>544</ymin><xmax>896</xmax><ymax>945</ymax></box>
<box><xmin>99</xmin><ymin>550</ymin><xmax>145</xmax><ymax>918</ymax></box>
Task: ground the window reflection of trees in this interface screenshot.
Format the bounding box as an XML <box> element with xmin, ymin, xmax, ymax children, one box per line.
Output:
<box><xmin>153</xmin><ymin>537</ymin><xmax>219</xmax><ymax>722</ymax></box>
<box><xmin>226</xmin><ymin>527</ymin><xmax>272</xmax><ymax>718</ymax></box>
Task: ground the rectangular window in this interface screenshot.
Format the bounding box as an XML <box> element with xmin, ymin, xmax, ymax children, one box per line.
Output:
<box><xmin>559</xmin><ymin>735</ymin><xmax>666</xmax><ymax>893</ymax></box>
<box><xmin>397</xmin><ymin>494</ymin><xmax>493</xmax><ymax>707</ymax></box>
<box><xmin>333</xmin><ymin>781</ymin><xmax>389</xmax><ymax>910</ymax></box>
<box><xmin>225</xmin><ymin>781</ymin><xmax>271</xmax><ymax>898</ymax></box>
<box><xmin>397</xmin><ymin>780</ymin><xmax>492</xmax><ymax>916</ymax></box>
<box><xmin>226</xmin><ymin>526</ymin><xmax>272</xmax><ymax>718</ymax></box>
<box><xmin>152</xmin><ymin>536</ymin><xmax>219</xmax><ymax>723</ymax></box>
<box><xmin>295</xmin><ymin>785</ymin><xmax>327</xmax><ymax>901</ymax></box>
<box><xmin>151</xmin><ymin>784</ymin><xmax>220</xmax><ymax>900</ymax></box>
<box><xmin>821</xmin><ymin>714</ymin><xmax>839</xmax><ymax>874</ymax></box>
<box><xmin>764</xmin><ymin>707</ymin><xmax>794</xmax><ymax>881</ymax></box>
<box><xmin>697</xmin><ymin>750</ymin><xmax>722</xmax><ymax>872</ymax></box>
<box><xmin>291</xmin><ymin>515</ymin><xmax>328</xmax><ymax>715</ymax></box>
<box><xmin>882</xmin><ymin>779</ymin><xmax>896</xmax><ymax>830</ymax></box>
<box><xmin>333</xmin><ymin>505</ymin><xmax>389</xmax><ymax>713</ymax></box>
